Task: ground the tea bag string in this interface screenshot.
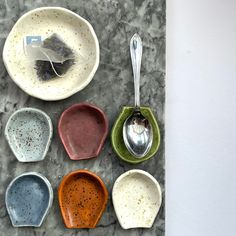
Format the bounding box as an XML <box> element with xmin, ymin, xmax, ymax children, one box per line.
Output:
<box><xmin>38</xmin><ymin>48</ymin><xmax>64</xmax><ymax>78</ymax></box>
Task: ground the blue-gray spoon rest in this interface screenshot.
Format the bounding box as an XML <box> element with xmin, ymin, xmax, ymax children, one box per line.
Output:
<box><xmin>5</xmin><ymin>172</ymin><xmax>53</xmax><ymax>227</ymax></box>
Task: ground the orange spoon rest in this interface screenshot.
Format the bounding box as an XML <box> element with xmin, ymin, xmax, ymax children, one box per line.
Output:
<box><xmin>58</xmin><ymin>169</ymin><xmax>108</xmax><ymax>228</ymax></box>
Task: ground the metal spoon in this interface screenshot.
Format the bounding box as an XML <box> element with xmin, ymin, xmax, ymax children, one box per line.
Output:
<box><xmin>123</xmin><ymin>33</ymin><xmax>153</xmax><ymax>158</ymax></box>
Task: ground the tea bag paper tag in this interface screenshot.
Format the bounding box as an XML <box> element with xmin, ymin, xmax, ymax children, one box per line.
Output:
<box><xmin>25</xmin><ymin>36</ymin><xmax>42</xmax><ymax>46</ymax></box>
<box><xmin>23</xmin><ymin>35</ymin><xmax>69</xmax><ymax>63</ymax></box>
<box><xmin>23</xmin><ymin>35</ymin><xmax>51</xmax><ymax>61</ymax></box>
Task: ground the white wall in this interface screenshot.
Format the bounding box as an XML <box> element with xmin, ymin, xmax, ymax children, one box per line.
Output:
<box><xmin>166</xmin><ymin>0</ymin><xmax>236</xmax><ymax>235</ymax></box>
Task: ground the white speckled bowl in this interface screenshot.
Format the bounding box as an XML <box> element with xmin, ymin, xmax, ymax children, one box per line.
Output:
<box><xmin>3</xmin><ymin>7</ymin><xmax>99</xmax><ymax>101</ymax></box>
<box><xmin>112</xmin><ymin>169</ymin><xmax>162</xmax><ymax>229</ymax></box>
<box><xmin>5</xmin><ymin>108</ymin><xmax>53</xmax><ymax>162</ymax></box>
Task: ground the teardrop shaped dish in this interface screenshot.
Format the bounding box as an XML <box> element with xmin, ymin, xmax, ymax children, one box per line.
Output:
<box><xmin>58</xmin><ymin>103</ymin><xmax>108</xmax><ymax>160</ymax></box>
<box><xmin>5</xmin><ymin>172</ymin><xmax>53</xmax><ymax>227</ymax></box>
<box><xmin>5</xmin><ymin>108</ymin><xmax>53</xmax><ymax>162</ymax></box>
<box><xmin>112</xmin><ymin>169</ymin><xmax>162</xmax><ymax>229</ymax></box>
<box><xmin>111</xmin><ymin>106</ymin><xmax>160</xmax><ymax>164</ymax></box>
<box><xmin>58</xmin><ymin>169</ymin><xmax>108</xmax><ymax>228</ymax></box>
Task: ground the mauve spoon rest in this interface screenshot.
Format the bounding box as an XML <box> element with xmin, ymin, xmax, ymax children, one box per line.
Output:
<box><xmin>58</xmin><ymin>103</ymin><xmax>108</xmax><ymax>160</ymax></box>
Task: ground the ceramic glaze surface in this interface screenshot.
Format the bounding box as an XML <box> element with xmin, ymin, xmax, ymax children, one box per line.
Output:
<box><xmin>111</xmin><ymin>106</ymin><xmax>160</xmax><ymax>164</ymax></box>
<box><xmin>3</xmin><ymin>7</ymin><xmax>99</xmax><ymax>101</ymax></box>
<box><xmin>58</xmin><ymin>103</ymin><xmax>108</xmax><ymax>160</ymax></box>
<box><xmin>5</xmin><ymin>108</ymin><xmax>53</xmax><ymax>162</ymax></box>
<box><xmin>58</xmin><ymin>170</ymin><xmax>108</xmax><ymax>228</ymax></box>
<box><xmin>5</xmin><ymin>172</ymin><xmax>53</xmax><ymax>227</ymax></box>
<box><xmin>112</xmin><ymin>170</ymin><xmax>162</xmax><ymax>229</ymax></box>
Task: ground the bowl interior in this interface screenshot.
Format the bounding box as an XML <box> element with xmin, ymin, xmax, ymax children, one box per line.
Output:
<box><xmin>111</xmin><ymin>106</ymin><xmax>160</xmax><ymax>164</ymax></box>
<box><xmin>5</xmin><ymin>108</ymin><xmax>52</xmax><ymax>162</ymax></box>
<box><xmin>58</xmin><ymin>170</ymin><xmax>108</xmax><ymax>228</ymax></box>
<box><xmin>6</xmin><ymin>174</ymin><xmax>51</xmax><ymax>227</ymax></box>
<box><xmin>3</xmin><ymin>7</ymin><xmax>99</xmax><ymax>100</ymax></box>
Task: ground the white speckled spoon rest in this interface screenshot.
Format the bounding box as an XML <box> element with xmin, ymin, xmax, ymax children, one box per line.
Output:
<box><xmin>5</xmin><ymin>108</ymin><xmax>53</xmax><ymax>162</ymax></box>
<box><xmin>3</xmin><ymin>7</ymin><xmax>99</xmax><ymax>101</ymax></box>
<box><xmin>5</xmin><ymin>172</ymin><xmax>53</xmax><ymax>227</ymax></box>
<box><xmin>112</xmin><ymin>169</ymin><xmax>162</xmax><ymax>229</ymax></box>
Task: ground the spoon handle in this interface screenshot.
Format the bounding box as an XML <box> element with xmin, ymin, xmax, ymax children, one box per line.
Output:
<box><xmin>130</xmin><ymin>33</ymin><xmax>142</xmax><ymax>108</ymax></box>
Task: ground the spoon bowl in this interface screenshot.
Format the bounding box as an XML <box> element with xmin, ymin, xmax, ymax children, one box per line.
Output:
<box><xmin>123</xmin><ymin>109</ymin><xmax>153</xmax><ymax>157</ymax></box>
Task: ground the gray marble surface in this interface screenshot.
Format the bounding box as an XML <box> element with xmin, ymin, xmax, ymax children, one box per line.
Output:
<box><xmin>0</xmin><ymin>0</ymin><xmax>165</xmax><ymax>235</ymax></box>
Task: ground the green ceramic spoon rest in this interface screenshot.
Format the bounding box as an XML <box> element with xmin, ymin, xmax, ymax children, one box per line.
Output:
<box><xmin>111</xmin><ymin>106</ymin><xmax>160</xmax><ymax>164</ymax></box>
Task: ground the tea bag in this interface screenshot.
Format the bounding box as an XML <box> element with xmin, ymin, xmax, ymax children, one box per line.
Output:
<box><xmin>24</xmin><ymin>34</ymin><xmax>75</xmax><ymax>81</ymax></box>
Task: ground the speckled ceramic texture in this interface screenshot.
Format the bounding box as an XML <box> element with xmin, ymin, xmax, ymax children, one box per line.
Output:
<box><xmin>111</xmin><ymin>106</ymin><xmax>161</xmax><ymax>164</ymax></box>
<box><xmin>58</xmin><ymin>169</ymin><xmax>108</xmax><ymax>228</ymax></box>
<box><xmin>58</xmin><ymin>103</ymin><xmax>109</xmax><ymax>160</ymax></box>
<box><xmin>5</xmin><ymin>172</ymin><xmax>53</xmax><ymax>227</ymax></box>
<box><xmin>3</xmin><ymin>7</ymin><xmax>99</xmax><ymax>101</ymax></box>
<box><xmin>0</xmin><ymin>0</ymin><xmax>165</xmax><ymax>235</ymax></box>
<box><xmin>112</xmin><ymin>169</ymin><xmax>162</xmax><ymax>229</ymax></box>
<box><xmin>5</xmin><ymin>108</ymin><xmax>53</xmax><ymax>162</ymax></box>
